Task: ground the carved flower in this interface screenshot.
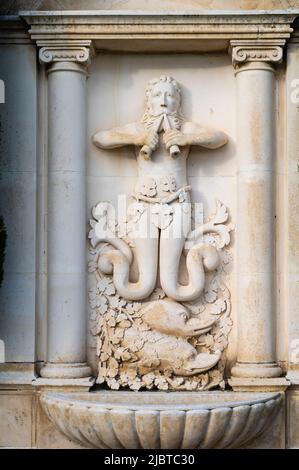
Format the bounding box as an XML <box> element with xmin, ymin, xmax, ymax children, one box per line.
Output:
<box><xmin>125</xmin><ymin>368</ymin><xmax>138</xmax><ymax>381</ymax></box>
<box><xmin>169</xmin><ymin>177</ymin><xmax>177</xmax><ymax>191</ymax></box>
<box><xmin>198</xmin><ymin>373</ymin><xmax>209</xmax><ymax>388</ymax></box>
<box><xmin>158</xmin><ymin>176</ymin><xmax>177</xmax><ymax>193</ymax></box>
<box><xmin>114</xmin><ymin>347</ymin><xmax>132</xmax><ymax>362</ymax></box>
<box><xmin>97</xmin><ymin>365</ymin><xmax>107</xmax><ymax>384</ymax></box>
<box><xmin>170</xmin><ymin>377</ymin><xmax>185</xmax><ymax>387</ymax></box>
<box><xmin>97</xmin><ymin>278</ymin><xmax>115</xmax><ymax>296</ymax></box>
<box><xmin>211</xmin><ymin>299</ymin><xmax>227</xmax><ymax>315</ymax></box>
<box><xmin>107</xmin><ymin>316</ymin><xmax>116</xmax><ymax>327</ymax></box>
<box><xmin>100</xmin><ymin>351</ymin><xmax>110</xmax><ymax>362</ymax></box>
<box><xmin>110</xmin><ymin>327</ymin><xmax>125</xmax><ymax>345</ymax></box>
<box><xmin>106</xmin><ymin>378</ymin><xmax>120</xmax><ymax>390</ymax></box>
<box><xmin>213</xmin><ymin>332</ymin><xmax>228</xmax><ymax>352</ymax></box>
<box><xmin>151</xmin><ymin>203</ymin><xmax>174</xmax><ymax>230</ymax></box>
<box><xmin>204</xmin><ymin>287</ymin><xmax>218</xmax><ymax>304</ymax></box>
<box><xmin>154</xmin><ymin>376</ymin><xmax>168</xmax><ymax>391</ymax></box>
<box><xmin>140</xmin><ymin>177</ymin><xmax>157</xmax><ymax>197</ymax></box>
<box><xmin>208</xmin><ymin>369</ymin><xmax>223</xmax><ymax>384</ymax></box>
<box><xmin>212</xmin><ymin>200</ymin><xmax>229</xmax><ymax>224</ymax></box>
<box><xmin>97</xmin><ymin>296</ymin><xmax>109</xmax><ymax>314</ymax></box>
<box><xmin>88</xmin><ymin>286</ymin><xmax>98</xmax><ymax>303</ymax></box>
<box><xmin>130</xmin><ymin>379</ymin><xmax>143</xmax><ymax>391</ymax></box>
<box><xmin>90</xmin><ymin>321</ymin><xmax>101</xmax><ymax>336</ymax></box>
<box><xmin>184</xmin><ymin>380</ymin><xmax>199</xmax><ymax>391</ymax></box>
<box><xmin>142</xmin><ymin>373</ymin><xmax>156</xmax><ymax>388</ymax></box>
<box><xmin>88</xmin><ymin>259</ymin><xmax>98</xmax><ymax>273</ymax></box>
<box><xmin>219</xmin><ymin>317</ymin><xmax>233</xmax><ymax>336</ymax></box>
<box><xmin>221</xmin><ymin>249</ymin><xmax>232</xmax><ymax>265</ymax></box>
<box><xmin>89</xmin><ymin>292</ymin><xmax>108</xmax><ymax>313</ymax></box>
<box><xmin>107</xmin><ymin>357</ymin><xmax>119</xmax><ymax>378</ymax></box>
<box><xmin>200</xmin><ymin>333</ymin><xmax>214</xmax><ymax>349</ymax></box>
<box><xmin>109</xmin><ymin>296</ymin><xmax>127</xmax><ymax>309</ymax></box>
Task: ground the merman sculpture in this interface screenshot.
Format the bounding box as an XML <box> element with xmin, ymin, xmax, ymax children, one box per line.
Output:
<box><xmin>92</xmin><ymin>75</ymin><xmax>228</xmax><ymax>302</ymax></box>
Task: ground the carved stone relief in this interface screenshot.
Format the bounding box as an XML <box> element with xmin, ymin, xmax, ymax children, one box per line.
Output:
<box><xmin>88</xmin><ymin>75</ymin><xmax>233</xmax><ymax>391</ymax></box>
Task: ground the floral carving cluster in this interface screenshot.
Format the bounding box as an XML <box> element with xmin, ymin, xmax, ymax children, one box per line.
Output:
<box><xmin>138</xmin><ymin>175</ymin><xmax>177</xmax><ymax>198</ymax></box>
<box><xmin>88</xmin><ymin>200</ymin><xmax>233</xmax><ymax>391</ymax></box>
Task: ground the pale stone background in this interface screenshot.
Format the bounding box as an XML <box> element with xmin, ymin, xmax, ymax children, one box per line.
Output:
<box><xmin>86</xmin><ymin>51</ymin><xmax>238</xmax><ymax>372</ymax></box>
<box><xmin>0</xmin><ymin>45</ymin><xmax>37</xmax><ymax>363</ymax></box>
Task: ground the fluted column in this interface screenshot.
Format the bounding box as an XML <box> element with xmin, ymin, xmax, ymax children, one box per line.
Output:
<box><xmin>39</xmin><ymin>44</ymin><xmax>92</xmax><ymax>380</ymax></box>
<box><xmin>230</xmin><ymin>41</ymin><xmax>284</xmax><ymax>381</ymax></box>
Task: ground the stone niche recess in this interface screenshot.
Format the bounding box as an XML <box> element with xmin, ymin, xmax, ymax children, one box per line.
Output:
<box><xmin>1</xmin><ymin>5</ymin><xmax>299</xmax><ymax>449</ymax></box>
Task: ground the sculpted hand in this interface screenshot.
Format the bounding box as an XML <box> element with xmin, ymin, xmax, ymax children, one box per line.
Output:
<box><xmin>134</xmin><ymin>130</ymin><xmax>159</xmax><ymax>151</ymax></box>
<box><xmin>163</xmin><ymin>129</ymin><xmax>189</xmax><ymax>149</ymax></box>
<box><xmin>145</xmin><ymin>129</ymin><xmax>159</xmax><ymax>151</ymax></box>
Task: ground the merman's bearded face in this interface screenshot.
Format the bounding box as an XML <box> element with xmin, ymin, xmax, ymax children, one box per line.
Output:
<box><xmin>148</xmin><ymin>81</ymin><xmax>180</xmax><ymax>117</ymax></box>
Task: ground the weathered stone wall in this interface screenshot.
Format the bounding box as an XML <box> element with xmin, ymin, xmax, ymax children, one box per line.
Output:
<box><xmin>1</xmin><ymin>2</ymin><xmax>299</xmax><ymax>448</ymax></box>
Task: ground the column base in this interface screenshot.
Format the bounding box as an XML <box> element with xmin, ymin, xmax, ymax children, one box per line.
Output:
<box><xmin>231</xmin><ymin>361</ymin><xmax>283</xmax><ymax>379</ymax></box>
<box><xmin>39</xmin><ymin>362</ymin><xmax>92</xmax><ymax>379</ymax></box>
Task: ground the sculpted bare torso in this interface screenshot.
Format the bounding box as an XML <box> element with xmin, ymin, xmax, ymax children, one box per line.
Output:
<box><xmin>92</xmin><ymin>75</ymin><xmax>227</xmax><ymax>301</ymax></box>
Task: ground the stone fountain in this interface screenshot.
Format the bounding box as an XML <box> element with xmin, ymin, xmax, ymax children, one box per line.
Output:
<box><xmin>40</xmin><ymin>72</ymin><xmax>284</xmax><ymax>448</ymax></box>
<box><xmin>2</xmin><ymin>7</ymin><xmax>298</xmax><ymax>449</ymax></box>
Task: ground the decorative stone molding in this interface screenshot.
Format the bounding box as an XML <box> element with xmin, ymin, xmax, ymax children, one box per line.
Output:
<box><xmin>39</xmin><ymin>45</ymin><xmax>90</xmax><ymax>64</ymax></box>
<box><xmin>230</xmin><ymin>40</ymin><xmax>285</xmax><ymax>67</ymax></box>
<box><xmin>289</xmin><ymin>27</ymin><xmax>299</xmax><ymax>44</ymax></box>
<box><xmin>21</xmin><ymin>11</ymin><xmax>297</xmax><ymax>40</ymax></box>
<box><xmin>0</xmin><ymin>17</ymin><xmax>32</xmax><ymax>45</ymax></box>
<box><xmin>21</xmin><ymin>11</ymin><xmax>297</xmax><ymax>54</ymax></box>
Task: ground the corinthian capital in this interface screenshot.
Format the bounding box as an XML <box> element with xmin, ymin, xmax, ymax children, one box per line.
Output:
<box><xmin>38</xmin><ymin>41</ymin><xmax>92</xmax><ymax>65</ymax></box>
<box><xmin>230</xmin><ymin>40</ymin><xmax>285</xmax><ymax>67</ymax></box>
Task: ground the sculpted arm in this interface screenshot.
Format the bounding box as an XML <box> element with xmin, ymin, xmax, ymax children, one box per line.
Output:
<box><xmin>163</xmin><ymin>122</ymin><xmax>228</xmax><ymax>150</ymax></box>
<box><xmin>93</xmin><ymin>123</ymin><xmax>144</xmax><ymax>149</ymax></box>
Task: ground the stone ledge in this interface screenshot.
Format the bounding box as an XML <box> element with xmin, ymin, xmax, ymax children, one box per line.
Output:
<box><xmin>0</xmin><ymin>371</ymin><xmax>37</xmax><ymax>390</ymax></box>
<box><xmin>20</xmin><ymin>10</ymin><xmax>297</xmax><ymax>43</ymax></box>
<box><xmin>286</xmin><ymin>369</ymin><xmax>299</xmax><ymax>386</ymax></box>
<box><xmin>229</xmin><ymin>377</ymin><xmax>290</xmax><ymax>392</ymax></box>
<box><xmin>0</xmin><ymin>363</ymin><xmax>37</xmax><ymax>389</ymax></box>
<box><xmin>32</xmin><ymin>376</ymin><xmax>95</xmax><ymax>392</ymax></box>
